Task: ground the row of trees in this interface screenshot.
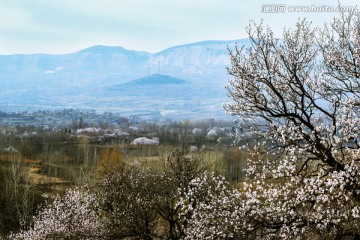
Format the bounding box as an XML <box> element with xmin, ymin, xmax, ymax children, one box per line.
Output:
<box><xmin>0</xmin><ymin>119</ymin><xmax>247</xmax><ymax>237</ymax></box>
<box><xmin>0</xmin><ymin>158</ymin><xmax>43</xmax><ymax>236</ymax></box>
<box><xmin>10</xmin><ymin>149</ymin><xmax>216</xmax><ymax>239</ymax></box>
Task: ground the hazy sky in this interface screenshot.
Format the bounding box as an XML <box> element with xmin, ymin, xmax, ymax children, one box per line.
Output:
<box><xmin>0</xmin><ymin>0</ymin><xmax>358</xmax><ymax>54</ymax></box>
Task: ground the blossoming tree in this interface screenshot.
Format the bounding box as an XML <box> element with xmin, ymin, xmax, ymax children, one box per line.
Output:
<box><xmin>184</xmin><ymin>11</ymin><xmax>360</xmax><ymax>239</ymax></box>
<box><xmin>11</xmin><ymin>188</ymin><xmax>106</xmax><ymax>240</ymax></box>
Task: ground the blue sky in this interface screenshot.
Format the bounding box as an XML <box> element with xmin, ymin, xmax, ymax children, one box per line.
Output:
<box><xmin>0</xmin><ymin>0</ymin><xmax>358</xmax><ymax>54</ymax></box>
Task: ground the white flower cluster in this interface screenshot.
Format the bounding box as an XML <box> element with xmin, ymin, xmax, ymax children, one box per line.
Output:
<box><xmin>11</xmin><ymin>188</ymin><xmax>106</xmax><ymax>240</ymax></box>
<box><xmin>182</xmin><ymin>152</ymin><xmax>360</xmax><ymax>239</ymax></box>
<box><xmin>131</xmin><ymin>137</ymin><xmax>159</xmax><ymax>145</ymax></box>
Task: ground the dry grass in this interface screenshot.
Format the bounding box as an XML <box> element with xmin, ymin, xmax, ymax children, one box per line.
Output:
<box><xmin>127</xmin><ymin>156</ymin><xmax>165</xmax><ymax>172</ymax></box>
<box><xmin>0</xmin><ymin>153</ymin><xmax>20</xmax><ymax>161</ymax></box>
<box><xmin>1</xmin><ymin>152</ymin><xmax>69</xmax><ymax>186</ymax></box>
<box><xmin>28</xmin><ymin>166</ymin><xmax>69</xmax><ymax>185</ymax></box>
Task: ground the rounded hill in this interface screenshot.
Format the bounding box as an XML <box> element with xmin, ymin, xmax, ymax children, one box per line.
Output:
<box><xmin>124</xmin><ymin>74</ymin><xmax>187</xmax><ymax>85</ymax></box>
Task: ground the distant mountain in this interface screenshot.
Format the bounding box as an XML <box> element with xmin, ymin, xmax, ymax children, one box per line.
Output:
<box><xmin>123</xmin><ymin>74</ymin><xmax>186</xmax><ymax>86</ymax></box>
<box><xmin>78</xmin><ymin>45</ymin><xmax>149</xmax><ymax>57</ymax></box>
<box><xmin>0</xmin><ymin>39</ymin><xmax>251</xmax><ymax>119</ymax></box>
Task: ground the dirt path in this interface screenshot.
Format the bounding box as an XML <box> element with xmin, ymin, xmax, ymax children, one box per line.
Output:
<box><xmin>28</xmin><ymin>166</ymin><xmax>69</xmax><ymax>185</ymax></box>
<box><xmin>1</xmin><ymin>153</ymin><xmax>69</xmax><ymax>185</ymax></box>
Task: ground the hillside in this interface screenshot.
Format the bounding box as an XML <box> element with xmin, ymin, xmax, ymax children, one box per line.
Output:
<box><xmin>0</xmin><ymin>39</ymin><xmax>251</xmax><ymax>119</ymax></box>
<box><xmin>123</xmin><ymin>74</ymin><xmax>186</xmax><ymax>86</ymax></box>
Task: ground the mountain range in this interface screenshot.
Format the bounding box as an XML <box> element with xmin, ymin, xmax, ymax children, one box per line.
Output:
<box><xmin>0</xmin><ymin>39</ymin><xmax>250</xmax><ymax>120</ymax></box>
